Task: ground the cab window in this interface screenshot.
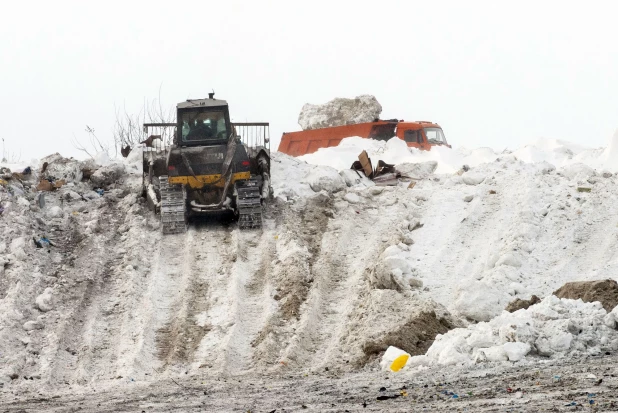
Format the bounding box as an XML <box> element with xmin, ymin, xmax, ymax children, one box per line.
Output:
<box><xmin>181</xmin><ymin>110</ymin><xmax>229</xmax><ymax>142</ymax></box>
<box><xmin>424</xmin><ymin>127</ymin><xmax>447</xmax><ymax>144</ymax></box>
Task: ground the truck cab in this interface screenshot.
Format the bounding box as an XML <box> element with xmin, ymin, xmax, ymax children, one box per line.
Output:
<box><xmin>395</xmin><ymin>121</ymin><xmax>450</xmax><ymax>151</ymax></box>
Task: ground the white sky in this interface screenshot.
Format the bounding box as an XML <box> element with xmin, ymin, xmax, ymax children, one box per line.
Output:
<box><xmin>1</xmin><ymin>0</ymin><xmax>617</xmax><ymax>161</ymax></box>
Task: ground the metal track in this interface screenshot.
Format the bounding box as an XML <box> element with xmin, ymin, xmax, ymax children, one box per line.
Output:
<box><xmin>236</xmin><ymin>178</ymin><xmax>262</xmax><ymax>229</ymax></box>
<box><xmin>159</xmin><ymin>175</ymin><xmax>187</xmax><ymax>234</ymax></box>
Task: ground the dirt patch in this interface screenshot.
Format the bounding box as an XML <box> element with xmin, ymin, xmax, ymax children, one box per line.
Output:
<box><xmin>505</xmin><ymin>295</ymin><xmax>541</xmax><ymax>312</ymax></box>
<box><xmin>362</xmin><ymin>310</ymin><xmax>455</xmax><ymax>359</ymax></box>
<box><xmin>249</xmin><ymin>196</ymin><xmax>334</xmax><ymax>366</ymax></box>
<box><xmin>346</xmin><ymin>289</ymin><xmax>460</xmax><ymax>367</ymax></box>
<box><xmin>553</xmin><ymin>279</ymin><xmax>618</xmax><ymax>312</ymax></box>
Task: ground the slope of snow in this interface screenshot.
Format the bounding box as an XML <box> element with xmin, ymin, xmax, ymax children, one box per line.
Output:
<box><xmin>2</xmin><ymin>130</ymin><xmax>618</xmax><ymax>391</ymax></box>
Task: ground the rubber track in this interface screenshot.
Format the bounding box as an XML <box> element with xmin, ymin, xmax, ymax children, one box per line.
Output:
<box><xmin>159</xmin><ymin>175</ymin><xmax>187</xmax><ymax>234</ymax></box>
<box><xmin>237</xmin><ymin>178</ymin><xmax>263</xmax><ymax>229</ymax></box>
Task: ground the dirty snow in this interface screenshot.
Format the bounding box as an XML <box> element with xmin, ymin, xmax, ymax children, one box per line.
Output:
<box><xmin>2</xmin><ymin>130</ymin><xmax>618</xmax><ymax>408</ymax></box>
<box><xmin>297</xmin><ymin>95</ymin><xmax>382</xmax><ymax>130</ymax></box>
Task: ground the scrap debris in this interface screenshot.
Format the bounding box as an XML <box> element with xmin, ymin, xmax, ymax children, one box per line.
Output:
<box><xmin>350</xmin><ymin>150</ymin><xmax>401</xmax><ymax>186</ymax></box>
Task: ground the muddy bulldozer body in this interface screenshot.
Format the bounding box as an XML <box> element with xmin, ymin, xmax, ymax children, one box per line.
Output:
<box><xmin>142</xmin><ymin>95</ymin><xmax>271</xmax><ymax>233</ymax></box>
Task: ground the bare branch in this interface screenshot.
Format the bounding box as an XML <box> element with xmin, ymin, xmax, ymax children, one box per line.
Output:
<box><xmin>113</xmin><ymin>91</ymin><xmax>174</xmax><ymax>157</ymax></box>
<box><xmin>70</xmin><ymin>126</ymin><xmax>111</xmax><ymax>160</ymax></box>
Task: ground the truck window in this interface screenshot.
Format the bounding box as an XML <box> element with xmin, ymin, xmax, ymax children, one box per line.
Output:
<box><xmin>403</xmin><ymin>130</ymin><xmax>422</xmax><ymax>143</ymax></box>
<box><xmin>369</xmin><ymin>124</ymin><xmax>396</xmax><ymax>141</ymax></box>
<box><xmin>424</xmin><ymin>127</ymin><xmax>447</xmax><ymax>144</ymax></box>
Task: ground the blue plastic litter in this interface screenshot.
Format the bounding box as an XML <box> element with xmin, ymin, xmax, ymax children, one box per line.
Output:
<box><xmin>95</xmin><ymin>189</ymin><xmax>104</xmax><ymax>196</ymax></box>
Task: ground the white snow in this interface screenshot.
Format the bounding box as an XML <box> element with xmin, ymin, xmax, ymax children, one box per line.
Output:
<box><xmin>408</xmin><ymin>296</ymin><xmax>618</xmax><ymax>367</ymax></box>
<box><xmin>299</xmin><ymin>131</ymin><xmax>618</xmax><ymax>175</ymax></box>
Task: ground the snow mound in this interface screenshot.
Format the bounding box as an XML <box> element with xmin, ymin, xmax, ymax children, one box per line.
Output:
<box><xmin>298</xmin><ymin>95</ymin><xmax>382</xmax><ymax>130</ymax></box>
<box><xmin>454</xmin><ymin>280</ymin><xmax>512</xmax><ymax>322</ymax></box>
<box><xmin>369</xmin><ymin>244</ymin><xmax>422</xmax><ymax>291</ymax></box>
<box><xmin>347</xmin><ymin>290</ymin><xmax>459</xmax><ymax>366</ymax></box>
<box><xmin>299</xmin><ymin>136</ymin><xmax>499</xmax><ymax>174</ymax></box>
<box><xmin>306</xmin><ymin>166</ymin><xmax>346</xmax><ymax>193</ymax></box>
<box><xmin>297</xmin><ymin>132</ymin><xmax>618</xmax><ymax>177</ymax></box>
<box><xmin>270</xmin><ymin>152</ymin><xmax>337</xmax><ymax>200</ymax></box>
<box><xmin>408</xmin><ymin>296</ymin><xmax>618</xmax><ymax>368</ymax></box>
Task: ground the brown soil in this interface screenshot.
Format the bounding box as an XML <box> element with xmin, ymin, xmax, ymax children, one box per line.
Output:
<box><xmin>505</xmin><ymin>294</ymin><xmax>541</xmax><ymax>312</ymax></box>
<box><xmin>553</xmin><ymin>279</ymin><xmax>618</xmax><ymax>312</ymax></box>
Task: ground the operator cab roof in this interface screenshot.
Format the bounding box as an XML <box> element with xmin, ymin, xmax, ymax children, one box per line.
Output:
<box><xmin>177</xmin><ymin>98</ymin><xmax>228</xmax><ymax>109</ymax></box>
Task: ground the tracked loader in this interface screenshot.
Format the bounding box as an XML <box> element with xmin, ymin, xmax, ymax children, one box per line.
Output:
<box><xmin>142</xmin><ymin>94</ymin><xmax>272</xmax><ymax>233</ymax></box>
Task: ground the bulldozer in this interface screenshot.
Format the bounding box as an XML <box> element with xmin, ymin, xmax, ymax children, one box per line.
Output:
<box><xmin>142</xmin><ymin>94</ymin><xmax>271</xmax><ymax>233</ymax></box>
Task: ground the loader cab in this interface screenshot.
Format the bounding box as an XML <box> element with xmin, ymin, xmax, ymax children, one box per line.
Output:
<box><xmin>176</xmin><ymin>98</ymin><xmax>233</xmax><ymax>147</ymax></box>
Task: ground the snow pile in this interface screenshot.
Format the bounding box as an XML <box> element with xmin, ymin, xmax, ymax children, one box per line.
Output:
<box><xmin>298</xmin><ymin>95</ymin><xmax>382</xmax><ymax>130</ymax></box>
<box><xmin>0</xmin><ymin>150</ymin><xmax>150</xmax><ymax>385</ymax></box>
<box><xmin>271</xmin><ymin>152</ymin><xmax>346</xmax><ymax>200</ymax></box>
<box><xmin>299</xmin><ymin>130</ymin><xmax>618</xmax><ymax>175</ymax></box>
<box><xmin>342</xmin><ymin>289</ymin><xmax>459</xmax><ymax>367</ymax></box>
<box><xmin>407</xmin><ymin>296</ymin><xmax>618</xmax><ymax>368</ymax></box>
<box><xmin>5</xmin><ymin>126</ymin><xmax>618</xmax><ymax>391</ymax></box>
<box><xmin>368</xmin><ymin>243</ymin><xmax>423</xmax><ymax>291</ymax></box>
<box><xmin>298</xmin><ymin>136</ymin><xmax>618</xmax><ymax>327</ymax></box>
<box><xmin>299</xmin><ymin>136</ymin><xmax>499</xmax><ymax>174</ymax></box>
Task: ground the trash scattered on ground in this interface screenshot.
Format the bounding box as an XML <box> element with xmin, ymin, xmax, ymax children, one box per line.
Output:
<box><xmin>36</xmin><ymin>178</ymin><xmax>66</xmax><ymax>191</ymax></box>
<box><xmin>380</xmin><ymin>347</ymin><xmax>412</xmax><ymax>372</ymax></box>
<box><xmin>33</xmin><ymin>237</ymin><xmax>54</xmax><ymax>249</ymax></box>
<box><xmin>376</xmin><ymin>394</ymin><xmax>400</xmax><ymax>401</ymax></box>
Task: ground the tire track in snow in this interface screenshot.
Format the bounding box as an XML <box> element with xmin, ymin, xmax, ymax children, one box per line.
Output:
<box><xmin>213</xmin><ymin>223</ymin><xmax>276</xmax><ymax>374</ymax></box>
<box><xmin>129</xmin><ymin>230</ymin><xmax>191</xmax><ymax>375</ymax></box>
<box><xmin>46</xmin><ymin>210</ymin><xmax>127</xmax><ymax>384</ymax></box>
<box><xmin>147</xmin><ymin>223</ymin><xmax>234</xmax><ymax>374</ymax></box>
<box><xmin>279</xmin><ymin>201</ymin><xmax>401</xmax><ymax>370</ymax></box>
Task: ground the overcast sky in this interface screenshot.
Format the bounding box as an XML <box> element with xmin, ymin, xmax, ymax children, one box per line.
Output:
<box><xmin>1</xmin><ymin>0</ymin><xmax>617</xmax><ymax>161</ymax></box>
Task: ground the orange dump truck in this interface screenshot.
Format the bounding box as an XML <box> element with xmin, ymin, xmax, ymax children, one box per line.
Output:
<box><xmin>278</xmin><ymin>120</ymin><xmax>449</xmax><ymax>157</ymax></box>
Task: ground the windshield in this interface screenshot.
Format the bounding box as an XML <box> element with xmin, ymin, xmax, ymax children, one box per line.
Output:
<box><xmin>424</xmin><ymin>127</ymin><xmax>447</xmax><ymax>145</ymax></box>
<box><xmin>181</xmin><ymin>110</ymin><xmax>229</xmax><ymax>142</ymax></box>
